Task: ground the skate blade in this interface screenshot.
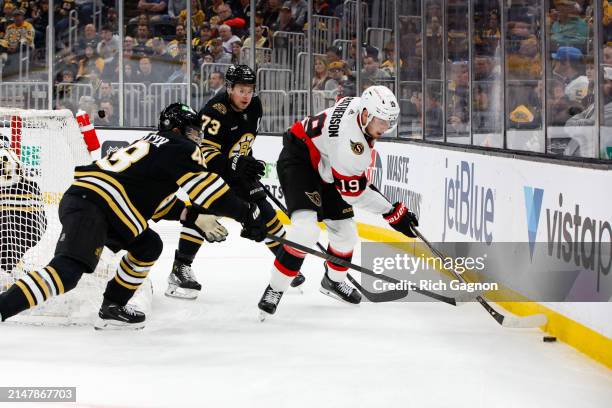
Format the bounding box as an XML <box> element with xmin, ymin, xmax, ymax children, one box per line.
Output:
<box><xmin>94</xmin><ymin>317</ymin><xmax>145</xmax><ymax>331</ymax></box>
<box><xmin>319</xmin><ymin>287</ymin><xmax>361</xmax><ymax>305</ymax></box>
<box><xmin>164</xmin><ymin>285</ymin><xmax>199</xmax><ymax>300</ymax></box>
<box><xmin>258</xmin><ymin>309</ymin><xmax>273</xmax><ymax>322</ymax></box>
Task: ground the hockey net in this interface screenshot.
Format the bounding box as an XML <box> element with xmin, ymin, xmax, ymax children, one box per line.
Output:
<box><xmin>0</xmin><ymin>108</ymin><xmax>149</xmax><ymax>325</ymax></box>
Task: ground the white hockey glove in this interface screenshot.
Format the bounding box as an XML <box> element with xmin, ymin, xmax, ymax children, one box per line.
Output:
<box><xmin>194</xmin><ymin>214</ymin><xmax>229</xmax><ymax>243</ymax></box>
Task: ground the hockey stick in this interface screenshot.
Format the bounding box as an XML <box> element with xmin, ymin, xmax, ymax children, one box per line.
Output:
<box><xmin>266</xmin><ymin>233</ymin><xmax>461</xmax><ymax>306</ymax></box>
<box><xmin>413</xmin><ymin>228</ymin><xmax>547</xmax><ymax>329</ymax></box>
<box><xmin>258</xmin><ymin>183</ymin><xmax>464</xmax><ymax>305</ymax></box>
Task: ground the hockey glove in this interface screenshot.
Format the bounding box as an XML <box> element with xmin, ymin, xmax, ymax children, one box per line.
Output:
<box><xmin>240</xmin><ymin>202</ymin><xmax>267</xmax><ymax>242</ymax></box>
<box><xmin>229</xmin><ymin>155</ymin><xmax>265</xmax><ymax>181</ymax></box>
<box><xmin>182</xmin><ymin>207</ymin><xmax>229</xmax><ymax>243</ymax></box>
<box><xmin>194</xmin><ymin>214</ymin><xmax>229</xmax><ymax>243</ymax></box>
<box><xmin>383</xmin><ymin>202</ymin><xmax>419</xmax><ymax>238</ymax></box>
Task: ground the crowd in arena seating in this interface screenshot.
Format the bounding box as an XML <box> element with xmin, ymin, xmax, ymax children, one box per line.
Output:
<box><xmin>0</xmin><ymin>0</ymin><xmax>611</xmax><ymax>153</ymax></box>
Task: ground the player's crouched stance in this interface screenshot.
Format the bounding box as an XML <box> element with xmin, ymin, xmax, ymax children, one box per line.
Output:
<box><xmin>0</xmin><ymin>103</ymin><xmax>266</xmax><ymax>329</ymax></box>
<box><xmin>258</xmin><ymin>86</ymin><xmax>419</xmax><ymax>319</ymax></box>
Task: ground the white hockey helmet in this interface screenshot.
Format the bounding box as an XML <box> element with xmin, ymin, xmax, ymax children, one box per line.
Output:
<box><xmin>359</xmin><ymin>85</ymin><xmax>400</xmax><ymax>134</ymax></box>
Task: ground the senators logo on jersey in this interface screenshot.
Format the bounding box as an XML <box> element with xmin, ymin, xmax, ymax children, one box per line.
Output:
<box><xmin>350</xmin><ymin>140</ymin><xmax>365</xmax><ymax>155</ymax></box>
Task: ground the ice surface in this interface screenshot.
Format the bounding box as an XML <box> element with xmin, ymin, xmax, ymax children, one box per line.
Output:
<box><xmin>1</xmin><ymin>221</ymin><xmax>611</xmax><ymax>408</ymax></box>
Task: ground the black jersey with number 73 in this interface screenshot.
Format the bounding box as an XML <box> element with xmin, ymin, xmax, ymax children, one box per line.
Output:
<box><xmin>198</xmin><ymin>91</ymin><xmax>263</xmax><ymax>178</ymax></box>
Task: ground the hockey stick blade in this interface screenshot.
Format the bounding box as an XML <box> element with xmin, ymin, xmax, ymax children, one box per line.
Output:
<box><xmin>346</xmin><ymin>274</ymin><xmax>410</xmax><ymax>302</ymax></box>
<box><xmin>414</xmin><ymin>228</ymin><xmax>549</xmax><ymax>328</ymax></box>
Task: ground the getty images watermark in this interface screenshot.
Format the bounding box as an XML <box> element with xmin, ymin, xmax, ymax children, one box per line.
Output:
<box><xmin>370</xmin><ymin>252</ymin><xmax>497</xmax><ymax>293</ymax></box>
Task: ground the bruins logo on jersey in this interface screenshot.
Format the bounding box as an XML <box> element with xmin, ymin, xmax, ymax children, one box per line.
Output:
<box><xmin>212</xmin><ymin>103</ymin><xmax>227</xmax><ymax>115</ymax></box>
<box><xmin>305</xmin><ymin>191</ymin><xmax>322</xmax><ymax>207</ymax></box>
<box><xmin>230</xmin><ymin>133</ymin><xmax>256</xmax><ymax>157</ymax></box>
<box><xmin>350</xmin><ymin>140</ymin><xmax>365</xmax><ymax>155</ymax></box>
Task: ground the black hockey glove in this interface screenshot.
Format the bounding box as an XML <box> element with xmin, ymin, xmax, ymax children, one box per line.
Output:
<box><xmin>229</xmin><ymin>155</ymin><xmax>265</xmax><ymax>181</ymax></box>
<box><xmin>383</xmin><ymin>202</ymin><xmax>419</xmax><ymax>238</ymax></box>
<box><xmin>240</xmin><ymin>202</ymin><xmax>267</xmax><ymax>242</ymax></box>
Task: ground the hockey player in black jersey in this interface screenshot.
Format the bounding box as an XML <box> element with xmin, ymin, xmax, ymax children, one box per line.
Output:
<box><xmin>0</xmin><ymin>144</ymin><xmax>47</xmax><ymax>275</ymax></box>
<box><xmin>165</xmin><ymin>65</ymin><xmax>303</xmax><ymax>299</ymax></box>
<box><xmin>0</xmin><ymin>103</ymin><xmax>267</xmax><ymax>329</ymax></box>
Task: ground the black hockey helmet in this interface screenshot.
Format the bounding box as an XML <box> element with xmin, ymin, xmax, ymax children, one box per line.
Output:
<box><xmin>159</xmin><ymin>103</ymin><xmax>203</xmax><ymax>144</ymax></box>
<box><xmin>225</xmin><ymin>64</ymin><xmax>256</xmax><ymax>88</ymax></box>
<box><xmin>159</xmin><ymin>103</ymin><xmax>200</xmax><ymax>133</ymax></box>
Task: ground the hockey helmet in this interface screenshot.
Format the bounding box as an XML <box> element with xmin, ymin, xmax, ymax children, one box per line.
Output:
<box><xmin>225</xmin><ymin>64</ymin><xmax>256</xmax><ymax>88</ymax></box>
<box><xmin>158</xmin><ymin>103</ymin><xmax>202</xmax><ymax>143</ymax></box>
<box><xmin>358</xmin><ymin>85</ymin><xmax>400</xmax><ymax>134</ymax></box>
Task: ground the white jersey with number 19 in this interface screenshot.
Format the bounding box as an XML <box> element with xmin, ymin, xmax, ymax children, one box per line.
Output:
<box><xmin>291</xmin><ymin>96</ymin><xmax>393</xmax><ymax>215</ymax></box>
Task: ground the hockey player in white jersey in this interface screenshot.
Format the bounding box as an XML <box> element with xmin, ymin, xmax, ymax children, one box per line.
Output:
<box><xmin>258</xmin><ymin>85</ymin><xmax>420</xmax><ymax>317</ymax></box>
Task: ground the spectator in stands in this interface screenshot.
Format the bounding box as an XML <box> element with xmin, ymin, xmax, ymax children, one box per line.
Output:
<box><xmin>261</xmin><ymin>0</ymin><xmax>282</xmax><ymax>28</ymax></box>
<box><xmin>314</xmin><ymin>0</ymin><xmax>330</xmax><ymax>16</ymax></box>
<box><xmin>136</xmin><ymin>56</ymin><xmax>162</xmax><ymax>84</ymax></box>
<box><xmin>312</xmin><ymin>55</ymin><xmax>331</xmax><ymax>90</ymax></box>
<box><xmin>167</xmin><ymin>57</ymin><xmax>189</xmax><ymax>83</ymax></box>
<box><xmin>604</xmin><ymin>43</ymin><xmax>612</xmax><ymax>65</ymax></box>
<box><xmin>550</xmin><ymin>0</ymin><xmax>588</xmax><ymax>51</ymax></box>
<box><xmin>474</xmin><ymin>55</ymin><xmax>498</xmax><ymax>81</ymax></box>
<box><xmin>167</xmin><ymin>24</ymin><xmax>187</xmax><ymax>59</ymax></box>
<box><xmin>551</xmin><ymin>46</ymin><xmax>584</xmax><ymax>85</ymax></box>
<box><xmin>97</xmin><ymin>25</ymin><xmax>119</xmax><ymax>64</ymax></box>
<box><xmin>506</xmin><ymin>11</ymin><xmax>541</xmax><ymax>80</ymax></box>
<box><xmin>201</xmin><ymin>52</ymin><xmax>214</xmax><ymax>63</ymax></box>
<box><xmin>283</xmin><ymin>0</ymin><xmax>307</xmax><ymax>27</ymax></box>
<box><xmin>97</xmin><ymin>81</ymin><xmax>118</xmax><ymax>107</ymax></box>
<box><xmin>219</xmin><ymin>24</ymin><xmax>241</xmax><ymax>54</ymax></box>
<box><xmin>178</xmin><ymin>0</ymin><xmax>206</xmax><ymax>30</ymax></box>
<box><xmin>231</xmin><ymin>40</ymin><xmax>242</xmax><ymax>64</ymax></box>
<box><xmin>122</xmin><ymin>35</ymin><xmax>136</xmax><ymax>62</ymax></box>
<box><xmin>325</xmin><ymin>45</ymin><xmax>341</xmax><ymax>65</ymax></box>
<box><xmin>55</xmin><ymin>0</ymin><xmax>76</xmax><ymax>33</ymax></box>
<box><xmin>325</xmin><ymin>60</ymin><xmax>345</xmax><ymax>93</ymax></box>
<box><xmin>76</xmin><ymin>45</ymin><xmax>104</xmax><ymax>82</ymax></box>
<box><xmin>447</xmin><ymin>61</ymin><xmax>470</xmax><ymax>134</ymax></box>
<box><xmin>270</xmin><ymin>5</ymin><xmax>301</xmax><ymax>32</ymax></box>
<box><xmin>95</xmin><ymin>99</ymin><xmax>119</xmax><ymax>127</ymax></box>
<box><xmin>137</xmin><ymin>0</ymin><xmax>168</xmax><ymax>22</ymax></box>
<box><xmin>548</xmin><ymin>78</ymin><xmax>582</xmax><ymax>125</ymax></box>
<box><xmin>361</xmin><ymin>55</ymin><xmax>391</xmax><ymax>82</ymax></box>
<box><xmin>2</xmin><ymin>9</ymin><xmax>34</xmax><ymax>53</ymax></box>
<box><xmin>134</xmin><ymin>24</ymin><xmax>153</xmax><ymax>56</ymax></box>
<box><xmin>381</xmin><ymin>42</ymin><xmax>401</xmax><ymax>77</ymax></box>
<box><xmin>193</xmin><ymin>23</ymin><xmax>214</xmax><ymax>55</ymax></box>
<box><xmin>151</xmin><ymin>37</ymin><xmax>171</xmax><ymax>64</ymax></box>
<box><xmin>168</xmin><ymin>0</ymin><xmax>187</xmax><ymax>20</ymax></box>
<box><xmin>400</xmin><ymin>36</ymin><xmax>422</xmax><ymax>81</ymax></box>
<box><xmin>204</xmin><ymin>0</ymin><xmax>224</xmax><ymax>18</ymax></box>
<box><xmin>567</xmin><ymin>66</ymin><xmax>612</xmax><ymax>126</ymax></box>
<box><xmin>208</xmin><ymin>71</ymin><xmax>225</xmax><ymax>94</ymax></box>
<box><xmin>55</xmin><ymin>49</ymin><xmax>79</xmax><ymax>83</ymax></box>
<box><xmin>209</xmin><ymin>37</ymin><xmax>232</xmax><ymax>63</ymax></box>
<box><xmin>346</xmin><ymin>37</ymin><xmax>364</xmax><ymax>72</ymax></box>
<box><xmin>62</xmin><ymin>69</ymin><xmax>75</xmax><ymax>84</ymax></box>
<box><xmin>123</xmin><ymin>62</ymin><xmax>137</xmax><ymax>82</ymax></box>
<box><xmin>217</xmin><ymin>3</ymin><xmax>246</xmax><ymax>31</ymax></box>
<box><xmin>425</xmin><ymin>86</ymin><xmax>443</xmax><ymax>137</ymax></box>
<box><xmin>243</xmin><ymin>24</ymin><xmax>270</xmax><ymax>49</ymax></box>
<box><xmin>78</xmin><ymin>24</ymin><xmax>99</xmax><ymax>55</ymax></box>
<box><xmin>1</xmin><ymin>2</ymin><xmax>16</xmax><ymax>32</ymax></box>
<box><xmin>234</xmin><ymin>0</ymin><xmax>252</xmax><ymax>23</ymax></box>
<box><xmin>30</xmin><ymin>0</ymin><xmax>49</xmax><ymax>49</ymax></box>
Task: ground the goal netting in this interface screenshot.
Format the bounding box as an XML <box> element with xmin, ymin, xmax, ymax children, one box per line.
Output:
<box><xmin>0</xmin><ymin>108</ymin><xmax>149</xmax><ymax>325</ymax></box>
